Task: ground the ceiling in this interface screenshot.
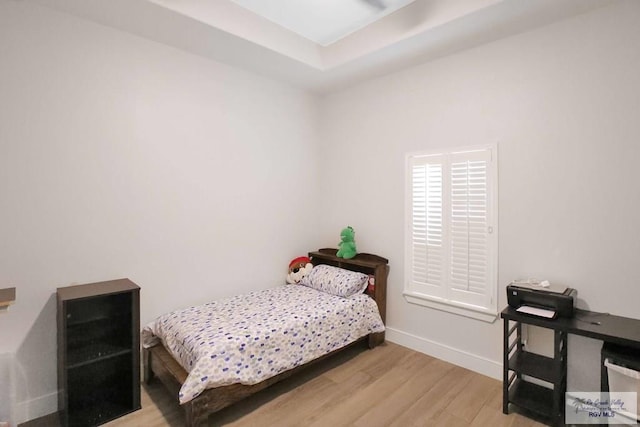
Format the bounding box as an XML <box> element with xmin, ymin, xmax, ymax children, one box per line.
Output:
<box><xmin>228</xmin><ymin>0</ymin><xmax>418</xmax><ymax>46</ymax></box>
<box><xmin>30</xmin><ymin>0</ymin><xmax>617</xmax><ymax>94</ymax></box>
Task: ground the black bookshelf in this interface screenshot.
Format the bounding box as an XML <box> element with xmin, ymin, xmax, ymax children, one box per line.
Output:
<box><xmin>57</xmin><ymin>279</ymin><xmax>140</xmax><ymax>427</ymax></box>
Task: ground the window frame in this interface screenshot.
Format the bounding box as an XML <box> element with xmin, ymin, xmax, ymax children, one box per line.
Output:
<box><xmin>403</xmin><ymin>144</ymin><xmax>498</xmax><ymax>323</ymax></box>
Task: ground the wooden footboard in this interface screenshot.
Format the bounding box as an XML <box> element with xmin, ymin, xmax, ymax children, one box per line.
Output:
<box><xmin>144</xmin><ymin>335</ymin><xmax>379</xmax><ymax>426</ymax></box>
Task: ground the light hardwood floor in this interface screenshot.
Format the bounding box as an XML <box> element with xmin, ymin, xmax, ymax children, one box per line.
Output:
<box><xmin>99</xmin><ymin>342</ymin><xmax>547</xmax><ymax>427</ymax></box>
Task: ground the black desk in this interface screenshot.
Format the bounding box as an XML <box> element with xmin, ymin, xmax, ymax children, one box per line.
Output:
<box><xmin>501</xmin><ymin>307</ymin><xmax>640</xmax><ymax>426</ymax></box>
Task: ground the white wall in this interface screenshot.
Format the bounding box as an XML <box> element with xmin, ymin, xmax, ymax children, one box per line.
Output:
<box><xmin>318</xmin><ymin>0</ymin><xmax>640</xmax><ymax>388</ymax></box>
<box><xmin>0</xmin><ymin>2</ymin><xmax>319</xmax><ymax>423</ymax></box>
<box><xmin>3</xmin><ymin>0</ymin><xmax>640</xmax><ymax>423</ymax></box>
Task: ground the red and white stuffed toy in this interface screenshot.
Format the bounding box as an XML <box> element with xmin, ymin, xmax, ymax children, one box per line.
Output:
<box><xmin>286</xmin><ymin>256</ymin><xmax>313</xmax><ymax>284</ymax></box>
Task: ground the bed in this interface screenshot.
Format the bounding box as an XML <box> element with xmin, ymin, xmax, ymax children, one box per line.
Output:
<box><xmin>142</xmin><ymin>248</ymin><xmax>389</xmax><ymax>426</ymax></box>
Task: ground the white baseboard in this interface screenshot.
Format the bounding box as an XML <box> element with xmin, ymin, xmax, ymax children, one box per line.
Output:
<box><xmin>14</xmin><ymin>391</ymin><xmax>57</xmax><ymax>426</ymax></box>
<box><xmin>385</xmin><ymin>327</ymin><xmax>502</xmax><ymax>380</ymax></box>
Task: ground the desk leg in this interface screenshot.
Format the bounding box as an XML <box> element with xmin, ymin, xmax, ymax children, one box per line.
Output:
<box><xmin>601</xmin><ymin>348</ymin><xmax>609</xmax><ymax>393</ymax></box>
<box><xmin>503</xmin><ymin>318</ymin><xmax>510</xmax><ymax>414</ymax></box>
<box><xmin>553</xmin><ymin>329</ymin><xmax>568</xmax><ymax>427</ymax></box>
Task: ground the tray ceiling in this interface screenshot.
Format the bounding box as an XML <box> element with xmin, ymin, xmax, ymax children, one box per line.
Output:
<box><xmin>30</xmin><ymin>0</ymin><xmax>618</xmax><ymax>93</ymax></box>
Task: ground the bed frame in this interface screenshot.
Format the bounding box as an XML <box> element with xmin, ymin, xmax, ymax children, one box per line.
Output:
<box><xmin>143</xmin><ymin>248</ymin><xmax>389</xmax><ymax>426</ymax></box>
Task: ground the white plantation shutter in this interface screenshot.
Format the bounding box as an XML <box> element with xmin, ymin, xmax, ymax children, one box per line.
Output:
<box><xmin>410</xmin><ymin>156</ymin><xmax>444</xmax><ymax>297</ymax></box>
<box><xmin>449</xmin><ymin>150</ymin><xmax>491</xmax><ymax>308</ymax></box>
<box><xmin>406</xmin><ymin>146</ymin><xmax>497</xmax><ymax>319</ymax></box>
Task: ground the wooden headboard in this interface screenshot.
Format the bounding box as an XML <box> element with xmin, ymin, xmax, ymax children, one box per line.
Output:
<box><xmin>308</xmin><ymin>248</ymin><xmax>389</xmax><ymax>346</ymax></box>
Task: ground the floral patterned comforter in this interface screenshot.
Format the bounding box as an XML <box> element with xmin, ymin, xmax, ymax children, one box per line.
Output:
<box><xmin>142</xmin><ymin>284</ymin><xmax>385</xmax><ymax>403</ymax></box>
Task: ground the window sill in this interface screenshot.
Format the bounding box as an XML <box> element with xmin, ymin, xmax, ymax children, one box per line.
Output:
<box><xmin>403</xmin><ymin>291</ymin><xmax>498</xmax><ymax>323</ymax></box>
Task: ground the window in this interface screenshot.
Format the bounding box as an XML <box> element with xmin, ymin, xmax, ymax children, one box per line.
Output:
<box><xmin>404</xmin><ymin>145</ymin><xmax>498</xmax><ymax>322</ymax></box>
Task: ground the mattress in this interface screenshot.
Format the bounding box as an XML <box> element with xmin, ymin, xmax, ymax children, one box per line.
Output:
<box><xmin>142</xmin><ymin>284</ymin><xmax>385</xmax><ymax>403</ymax></box>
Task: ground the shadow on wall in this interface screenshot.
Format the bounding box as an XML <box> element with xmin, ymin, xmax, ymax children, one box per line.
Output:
<box><xmin>399</xmin><ymin>0</ymin><xmax>435</xmax><ymax>29</ymax></box>
<box><xmin>0</xmin><ymin>351</ymin><xmax>15</xmax><ymax>425</ymax></box>
<box><xmin>13</xmin><ymin>294</ymin><xmax>58</xmax><ymax>424</ymax></box>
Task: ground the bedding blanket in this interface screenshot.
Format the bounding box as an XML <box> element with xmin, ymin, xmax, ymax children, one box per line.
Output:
<box><xmin>142</xmin><ymin>285</ymin><xmax>385</xmax><ymax>404</ymax></box>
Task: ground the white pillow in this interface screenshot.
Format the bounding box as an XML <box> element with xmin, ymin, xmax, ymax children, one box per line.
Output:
<box><xmin>300</xmin><ymin>264</ymin><xmax>369</xmax><ymax>298</ymax></box>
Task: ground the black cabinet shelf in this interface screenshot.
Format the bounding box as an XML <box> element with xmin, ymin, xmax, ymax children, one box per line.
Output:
<box><xmin>509</xmin><ymin>350</ymin><xmax>562</xmax><ymax>384</ymax></box>
<box><xmin>509</xmin><ymin>379</ymin><xmax>555</xmax><ymax>418</ymax></box>
<box><xmin>67</xmin><ymin>344</ymin><xmax>132</xmax><ymax>369</ymax></box>
<box><xmin>66</xmin><ymin>311</ymin><xmax>131</xmax><ymax>327</ymax></box>
<box><xmin>68</xmin><ymin>402</ymin><xmax>135</xmax><ymax>427</ymax></box>
<box><xmin>65</xmin><ymin>291</ymin><xmax>132</xmax><ymax>326</ymax></box>
<box><xmin>58</xmin><ymin>279</ymin><xmax>140</xmax><ymax>427</ymax></box>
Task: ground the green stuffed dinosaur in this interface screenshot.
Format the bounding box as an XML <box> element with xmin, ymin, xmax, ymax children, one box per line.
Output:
<box><xmin>336</xmin><ymin>226</ymin><xmax>357</xmax><ymax>259</ymax></box>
